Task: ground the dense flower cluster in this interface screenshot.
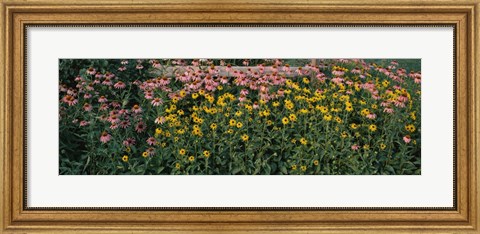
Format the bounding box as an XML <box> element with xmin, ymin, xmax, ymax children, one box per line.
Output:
<box><xmin>59</xmin><ymin>59</ymin><xmax>421</xmax><ymax>175</ymax></box>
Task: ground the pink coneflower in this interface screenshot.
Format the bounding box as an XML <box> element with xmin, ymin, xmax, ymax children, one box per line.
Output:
<box><xmin>398</xmin><ymin>94</ymin><xmax>408</xmax><ymax>102</ymax></box>
<box><xmin>120</xmin><ymin>120</ymin><xmax>131</xmax><ymax>129</ymax></box>
<box><xmin>132</xmin><ymin>104</ymin><xmax>142</xmax><ymax>113</ymax></box>
<box><xmin>86</xmin><ymin>67</ymin><xmax>96</xmax><ymax>75</ymax></box>
<box><xmin>110</xmin><ymin>101</ymin><xmax>121</xmax><ymax>108</ymax></box>
<box><xmin>74</xmin><ymin>76</ymin><xmax>83</xmax><ymax>82</ymax></box>
<box><xmin>159</xmin><ymin>77</ymin><xmax>170</xmax><ymax>86</ymax></box>
<box><xmin>114</xmin><ymin>81</ymin><xmax>126</xmax><ymax>89</ymax></box>
<box><xmin>95</xmin><ymin>72</ymin><xmax>104</xmax><ymax>79</ymax></box>
<box><xmin>366</xmin><ymin>113</ymin><xmax>377</xmax><ymax>119</ymax></box>
<box><xmin>110</xmin><ymin>122</ymin><xmax>119</xmax><ymax>130</ymax></box>
<box><xmin>146</xmin><ymin>147</ymin><xmax>155</xmax><ymax>156</ymax></box>
<box><xmin>105</xmin><ymin>72</ymin><xmax>115</xmax><ymax>79</ymax></box>
<box><xmin>351</xmin><ymin>67</ymin><xmax>362</xmax><ymax>74</ymax></box>
<box><xmin>123</xmin><ymin>138</ymin><xmax>136</xmax><ymax>147</ymax></box>
<box><xmin>79</xmin><ymin>120</ymin><xmax>89</xmax><ymax>127</ymax></box>
<box><xmin>136</xmin><ymin>64</ymin><xmax>144</xmax><ymax>70</ymax></box>
<box><xmin>277</xmin><ymin>88</ymin><xmax>285</xmax><ymax>97</ymax></box>
<box><xmin>383</xmin><ymin>107</ymin><xmax>394</xmax><ymax>113</ymax></box>
<box><xmin>146</xmin><ymin>137</ymin><xmax>157</xmax><ymax>146</ymax></box>
<box><xmin>331</xmin><ymin>77</ymin><xmax>344</xmax><ymax>85</ymax></box>
<box><xmin>62</xmin><ymin>95</ymin><xmax>78</xmax><ymax>106</ymax></box>
<box><xmin>332</xmin><ymin>69</ymin><xmax>345</xmax><ymax>77</ymax></box>
<box><xmin>144</xmin><ymin>90</ymin><xmax>154</xmax><ymax>100</ymax></box>
<box><xmin>118</xmin><ymin>66</ymin><xmax>127</xmax><ymax>71</ymax></box>
<box><xmin>394</xmin><ymin>101</ymin><xmax>406</xmax><ymax>108</ymax></box>
<box><xmin>238</xmin><ymin>94</ymin><xmax>247</xmax><ymax>102</ymax></box>
<box><xmin>220</xmin><ymin>76</ymin><xmax>229</xmax><ymax>84</ymax></box>
<box><xmin>151</xmin><ymin>98</ymin><xmax>163</xmax><ymax>106</ymax></box>
<box><xmin>59</xmin><ymin>84</ymin><xmax>68</xmax><ymax>92</ymax></box>
<box><xmin>85</xmin><ymin>83</ymin><xmax>95</xmax><ymax>91</ymax></box>
<box><xmin>351</xmin><ymin>144</ymin><xmax>360</xmax><ymax>150</ymax></box>
<box><xmin>100</xmin><ymin>131</ymin><xmax>111</xmax><ymax>144</ymax></box>
<box><xmin>107</xmin><ymin>114</ymin><xmax>120</xmax><ymax>124</ymax></box>
<box><xmin>102</xmin><ymin>78</ymin><xmax>113</xmax><ymax>86</ymax></box>
<box><xmin>98</xmin><ymin>96</ymin><xmax>108</xmax><ymax>103</ymax></box>
<box><xmin>155</xmin><ymin>116</ymin><xmax>166</xmax><ymax>125</ymax></box>
<box><xmin>403</xmin><ymin>135</ymin><xmax>411</xmax><ymax>144</ymax></box>
<box><xmin>67</xmin><ymin>88</ymin><xmax>77</xmax><ymax>96</ymax></box>
<box><xmin>295</xmin><ymin>67</ymin><xmax>305</xmax><ymax>75</ymax></box>
<box><xmin>240</xmin><ymin>89</ymin><xmax>249</xmax><ymax>96</ymax></box>
<box><xmin>283</xmin><ymin>64</ymin><xmax>291</xmax><ymax>73</ymax></box>
<box><xmin>205</xmin><ymin>84</ymin><xmax>217</xmax><ymax>91</ymax></box>
<box><xmin>135</xmin><ymin>122</ymin><xmax>146</xmax><ymax>133</ymax></box>
<box><xmin>83</xmin><ymin>103</ymin><xmax>93</xmax><ymax>112</ymax></box>
<box><xmin>99</xmin><ymin>104</ymin><xmax>109</xmax><ymax>111</ymax></box>
<box><xmin>152</xmin><ymin>60</ymin><xmax>161</xmax><ymax>68</ymax></box>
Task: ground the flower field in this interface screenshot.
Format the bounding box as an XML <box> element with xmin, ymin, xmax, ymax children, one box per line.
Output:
<box><xmin>59</xmin><ymin>59</ymin><xmax>421</xmax><ymax>175</ymax></box>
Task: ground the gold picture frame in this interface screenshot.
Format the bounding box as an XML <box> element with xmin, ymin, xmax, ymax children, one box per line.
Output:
<box><xmin>1</xmin><ymin>0</ymin><xmax>479</xmax><ymax>232</ymax></box>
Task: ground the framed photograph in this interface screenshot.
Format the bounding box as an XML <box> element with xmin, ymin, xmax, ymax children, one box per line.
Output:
<box><xmin>1</xmin><ymin>0</ymin><xmax>479</xmax><ymax>233</ymax></box>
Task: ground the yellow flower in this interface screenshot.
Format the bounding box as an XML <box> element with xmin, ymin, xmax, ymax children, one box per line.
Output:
<box><xmin>289</xmin><ymin>114</ymin><xmax>297</xmax><ymax>122</ymax></box>
<box><xmin>236</xmin><ymin>122</ymin><xmax>243</xmax><ymax>128</ymax></box>
<box><xmin>369</xmin><ymin>124</ymin><xmax>377</xmax><ymax>132</ymax></box>
<box><xmin>122</xmin><ymin>155</ymin><xmax>129</xmax><ymax>162</ymax></box>
<box><xmin>282</xmin><ymin>117</ymin><xmax>289</xmax><ymax>125</ymax></box>
<box><xmin>125</xmin><ymin>147</ymin><xmax>131</xmax><ymax>153</ymax></box>
<box><xmin>405</xmin><ymin>124</ymin><xmax>416</xmax><ymax>132</ymax></box>
<box><xmin>335</xmin><ymin>116</ymin><xmax>342</xmax><ymax>123</ymax></box>
<box><xmin>299</xmin><ymin>108</ymin><xmax>309</xmax><ymax>114</ymax></box>
<box><xmin>229</xmin><ymin>119</ymin><xmax>236</xmax><ymax>127</ymax></box>
<box><xmin>291</xmin><ymin>165</ymin><xmax>297</xmax><ymax>170</ymax></box>
<box><xmin>291</xmin><ymin>139</ymin><xmax>297</xmax><ymax>144</ymax></box>
<box><xmin>179</xmin><ymin>90</ymin><xmax>186</xmax><ymax>97</ymax></box>
<box><xmin>179</xmin><ymin>149</ymin><xmax>186</xmax><ymax>155</ymax></box>
<box><xmin>203</xmin><ymin>150</ymin><xmax>210</xmax><ymax>158</ymax></box>
<box><xmin>345</xmin><ymin>105</ymin><xmax>353</xmax><ymax>112</ymax></box>
<box><xmin>350</xmin><ymin>123</ymin><xmax>358</xmax><ymax>129</ymax></box>
<box><xmin>341</xmin><ymin>131</ymin><xmax>348</xmax><ymax>138</ymax></box>
<box><xmin>142</xmin><ymin>151</ymin><xmax>148</xmax><ymax>158</ymax></box>
<box><xmin>302</xmin><ymin>77</ymin><xmax>310</xmax><ymax>84</ymax></box>
<box><xmin>227</xmin><ymin>129</ymin><xmax>234</xmax><ymax>134</ymax></box>
<box><xmin>210</xmin><ymin>123</ymin><xmax>217</xmax><ymax>130</ymax></box>
<box><xmin>317</xmin><ymin>105</ymin><xmax>328</xmax><ymax>113</ymax></box>
<box><xmin>323</xmin><ymin>114</ymin><xmax>332</xmax><ymax>121</ymax></box>
<box><xmin>235</xmin><ymin>111</ymin><xmax>243</xmax><ymax>117</ymax></box>
<box><xmin>272</xmin><ymin>101</ymin><xmax>280</xmax><ymax>107</ymax></box>
<box><xmin>191</xmin><ymin>93</ymin><xmax>199</xmax><ymax>99</ymax></box>
<box><xmin>313</xmin><ymin>160</ymin><xmax>319</xmax><ymax>166</ymax></box>
<box><xmin>241</xmin><ymin>134</ymin><xmax>249</xmax><ymax>142</ymax></box>
<box><xmin>410</xmin><ymin>111</ymin><xmax>416</xmax><ymax>120</ymax></box>
<box><xmin>301</xmin><ymin>165</ymin><xmax>307</xmax><ymax>171</ymax></box>
<box><xmin>175</xmin><ymin>163</ymin><xmax>181</xmax><ymax>169</ymax></box>
<box><xmin>188</xmin><ymin>156</ymin><xmax>195</xmax><ymax>161</ymax></box>
<box><xmin>300</xmin><ymin>138</ymin><xmax>308</xmax><ymax>145</ymax></box>
<box><xmin>380</xmin><ymin>143</ymin><xmax>387</xmax><ymax>150</ymax></box>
